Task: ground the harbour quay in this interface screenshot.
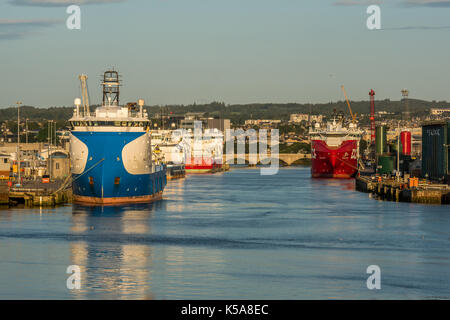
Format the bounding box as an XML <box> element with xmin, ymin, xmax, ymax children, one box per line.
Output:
<box><xmin>356</xmin><ymin>175</ymin><xmax>450</xmax><ymax>204</ymax></box>
<box><xmin>0</xmin><ymin>179</ymin><xmax>71</xmax><ymax>207</ymax></box>
<box><xmin>355</xmin><ymin>120</ymin><xmax>449</xmax><ymax>205</ymax></box>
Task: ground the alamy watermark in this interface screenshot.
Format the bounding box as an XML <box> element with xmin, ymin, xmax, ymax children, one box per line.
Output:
<box><xmin>366</xmin><ymin>265</ymin><xmax>381</xmax><ymax>290</ymax></box>
<box><xmin>367</xmin><ymin>5</ymin><xmax>381</xmax><ymax>30</ymax></box>
<box><xmin>66</xmin><ymin>5</ymin><xmax>81</xmax><ymax>30</ymax></box>
<box><xmin>66</xmin><ymin>265</ymin><xmax>81</xmax><ymax>290</ymax></box>
<box><xmin>66</xmin><ymin>5</ymin><xmax>380</xmax><ymax>31</ymax></box>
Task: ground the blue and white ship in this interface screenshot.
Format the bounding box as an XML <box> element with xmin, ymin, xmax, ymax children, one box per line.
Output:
<box><xmin>69</xmin><ymin>70</ymin><xmax>166</xmax><ymax>204</ymax></box>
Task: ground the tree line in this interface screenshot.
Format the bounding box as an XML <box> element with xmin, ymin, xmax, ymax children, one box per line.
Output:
<box><xmin>0</xmin><ymin>99</ymin><xmax>447</xmax><ymax>125</ymax></box>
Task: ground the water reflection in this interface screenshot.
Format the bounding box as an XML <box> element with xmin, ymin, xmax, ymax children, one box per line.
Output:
<box><xmin>310</xmin><ymin>177</ymin><xmax>355</xmax><ymax>192</ymax></box>
<box><xmin>2</xmin><ymin>168</ymin><xmax>447</xmax><ymax>299</ymax></box>
<box><xmin>69</xmin><ymin>204</ymin><xmax>156</xmax><ymax>299</ymax></box>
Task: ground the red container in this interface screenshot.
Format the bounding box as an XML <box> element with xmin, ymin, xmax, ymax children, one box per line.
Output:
<box><xmin>400</xmin><ymin>131</ymin><xmax>411</xmax><ymax>156</ymax></box>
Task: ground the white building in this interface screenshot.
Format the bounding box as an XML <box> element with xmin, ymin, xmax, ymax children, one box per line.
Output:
<box><xmin>244</xmin><ymin>119</ymin><xmax>282</xmax><ymax>126</ymax></box>
<box><xmin>430</xmin><ymin>108</ymin><xmax>450</xmax><ymax>116</ymax></box>
<box><xmin>290</xmin><ymin>114</ymin><xmax>309</xmax><ymax>122</ymax></box>
<box><xmin>290</xmin><ymin>114</ymin><xmax>323</xmax><ymax>123</ymax></box>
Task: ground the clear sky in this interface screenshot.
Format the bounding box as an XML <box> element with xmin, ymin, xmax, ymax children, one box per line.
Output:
<box><xmin>0</xmin><ymin>0</ymin><xmax>449</xmax><ymax>107</ymax></box>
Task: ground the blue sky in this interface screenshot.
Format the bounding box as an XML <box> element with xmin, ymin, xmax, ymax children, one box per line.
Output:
<box><xmin>0</xmin><ymin>0</ymin><xmax>449</xmax><ymax>107</ymax></box>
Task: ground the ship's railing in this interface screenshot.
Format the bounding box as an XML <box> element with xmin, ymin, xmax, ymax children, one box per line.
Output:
<box><xmin>71</xmin><ymin>112</ymin><xmax>96</xmax><ymax>118</ymax></box>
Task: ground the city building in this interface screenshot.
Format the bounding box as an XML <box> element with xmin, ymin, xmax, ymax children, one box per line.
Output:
<box><xmin>244</xmin><ymin>119</ymin><xmax>282</xmax><ymax>126</ymax></box>
<box><xmin>49</xmin><ymin>151</ymin><xmax>70</xmax><ymax>179</ymax></box>
<box><xmin>206</xmin><ymin>118</ymin><xmax>230</xmax><ymax>133</ymax></box>
<box><xmin>180</xmin><ymin>117</ymin><xmax>230</xmax><ymax>132</ymax></box>
<box><xmin>289</xmin><ymin>114</ymin><xmax>323</xmax><ymax>123</ymax></box>
<box><xmin>430</xmin><ymin>108</ymin><xmax>450</xmax><ymax>116</ymax></box>
<box><xmin>0</xmin><ymin>153</ymin><xmax>10</xmax><ymax>179</ymax></box>
<box><xmin>289</xmin><ymin>114</ymin><xmax>309</xmax><ymax>123</ymax></box>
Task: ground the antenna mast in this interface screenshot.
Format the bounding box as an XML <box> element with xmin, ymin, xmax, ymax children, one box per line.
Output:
<box><xmin>102</xmin><ymin>70</ymin><xmax>120</xmax><ymax>106</ymax></box>
<box><xmin>401</xmin><ymin>89</ymin><xmax>409</xmax><ymax>122</ymax></box>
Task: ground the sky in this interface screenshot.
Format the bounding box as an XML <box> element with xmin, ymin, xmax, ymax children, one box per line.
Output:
<box><xmin>0</xmin><ymin>0</ymin><xmax>449</xmax><ymax>108</ymax></box>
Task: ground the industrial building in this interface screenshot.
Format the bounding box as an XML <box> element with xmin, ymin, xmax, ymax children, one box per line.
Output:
<box><xmin>421</xmin><ymin>121</ymin><xmax>449</xmax><ymax>183</ymax></box>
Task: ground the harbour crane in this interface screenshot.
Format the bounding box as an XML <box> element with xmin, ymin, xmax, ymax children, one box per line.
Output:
<box><xmin>369</xmin><ymin>89</ymin><xmax>376</xmax><ymax>145</ymax></box>
<box><xmin>340</xmin><ymin>85</ymin><xmax>356</xmax><ymax>124</ymax></box>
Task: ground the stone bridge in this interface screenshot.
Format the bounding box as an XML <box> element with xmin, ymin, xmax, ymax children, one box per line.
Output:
<box><xmin>222</xmin><ymin>153</ymin><xmax>311</xmax><ymax>166</ymax></box>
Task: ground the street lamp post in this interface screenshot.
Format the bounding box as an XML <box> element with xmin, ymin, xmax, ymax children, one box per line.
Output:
<box><xmin>16</xmin><ymin>101</ymin><xmax>22</xmax><ymax>185</ymax></box>
<box><xmin>48</xmin><ymin>120</ymin><xmax>52</xmax><ymax>180</ymax></box>
<box><xmin>25</xmin><ymin>118</ymin><xmax>28</xmax><ymax>144</ymax></box>
<box><xmin>397</xmin><ymin>122</ymin><xmax>400</xmax><ymax>181</ymax></box>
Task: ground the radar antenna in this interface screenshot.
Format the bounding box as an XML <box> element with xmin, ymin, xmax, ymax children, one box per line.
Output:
<box><xmin>102</xmin><ymin>70</ymin><xmax>121</xmax><ymax>106</ymax></box>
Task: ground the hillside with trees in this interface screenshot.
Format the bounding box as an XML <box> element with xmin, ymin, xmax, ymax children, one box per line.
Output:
<box><xmin>0</xmin><ymin>99</ymin><xmax>448</xmax><ymax>125</ymax></box>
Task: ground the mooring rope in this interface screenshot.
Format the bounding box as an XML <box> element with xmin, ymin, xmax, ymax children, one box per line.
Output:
<box><xmin>52</xmin><ymin>158</ymin><xmax>105</xmax><ymax>194</ymax></box>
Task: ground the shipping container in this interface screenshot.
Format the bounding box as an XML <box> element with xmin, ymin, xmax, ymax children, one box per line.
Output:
<box><xmin>421</xmin><ymin>121</ymin><xmax>449</xmax><ymax>182</ymax></box>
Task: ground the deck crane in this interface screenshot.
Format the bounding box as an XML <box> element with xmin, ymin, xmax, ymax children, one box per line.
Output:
<box><xmin>79</xmin><ymin>74</ymin><xmax>90</xmax><ymax>116</ymax></box>
<box><xmin>340</xmin><ymin>85</ymin><xmax>356</xmax><ymax>124</ymax></box>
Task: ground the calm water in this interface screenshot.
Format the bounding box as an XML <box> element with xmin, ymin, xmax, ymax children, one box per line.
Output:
<box><xmin>0</xmin><ymin>167</ymin><xmax>449</xmax><ymax>299</ymax></box>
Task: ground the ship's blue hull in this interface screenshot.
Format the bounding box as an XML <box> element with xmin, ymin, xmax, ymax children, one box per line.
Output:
<box><xmin>71</xmin><ymin>131</ymin><xmax>166</xmax><ymax>204</ymax></box>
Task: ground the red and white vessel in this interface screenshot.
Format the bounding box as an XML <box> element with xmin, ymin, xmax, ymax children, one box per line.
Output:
<box><xmin>184</xmin><ymin>128</ymin><xmax>223</xmax><ymax>173</ymax></box>
<box><xmin>309</xmin><ymin>114</ymin><xmax>362</xmax><ymax>178</ymax></box>
<box><xmin>153</xmin><ymin>128</ymin><xmax>223</xmax><ymax>174</ymax></box>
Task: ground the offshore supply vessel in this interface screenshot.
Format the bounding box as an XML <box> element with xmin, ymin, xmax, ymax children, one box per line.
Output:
<box><xmin>309</xmin><ymin>111</ymin><xmax>362</xmax><ymax>178</ymax></box>
<box><xmin>69</xmin><ymin>70</ymin><xmax>166</xmax><ymax>204</ymax></box>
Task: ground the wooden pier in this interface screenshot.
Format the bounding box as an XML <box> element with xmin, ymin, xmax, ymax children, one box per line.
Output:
<box><xmin>0</xmin><ymin>179</ymin><xmax>72</xmax><ymax>208</ymax></box>
<box><xmin>356</xmin><ymin>175</ymin><xmax>450</xmax><ymax>205</ymax></box>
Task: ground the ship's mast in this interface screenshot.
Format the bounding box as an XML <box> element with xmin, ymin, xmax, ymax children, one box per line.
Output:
<box><xmin>102</xmin><ymin>70</ymin><xmax>121</xmax><ymax>106</ymax></box>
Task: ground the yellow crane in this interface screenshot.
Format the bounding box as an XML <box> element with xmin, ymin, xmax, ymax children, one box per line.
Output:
<box><xmin>341</xmin><ymin>85</ymin><xmax>356</xmax><ymax>124</ymax></box>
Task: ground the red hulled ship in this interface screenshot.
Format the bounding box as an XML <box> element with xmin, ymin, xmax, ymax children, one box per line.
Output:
<box><xmin>185</xmin><ymin>157</ymin><xmax>222</xmax><ymax>173</ymax></box>
<box><xmin>309</xmin><ymin>113</ymin><xmax>362</xmax><ymax>178</ymax></box>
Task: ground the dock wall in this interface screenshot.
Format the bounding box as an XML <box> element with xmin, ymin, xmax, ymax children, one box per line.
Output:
<box><xmin>356</xmin><ymin>176</ymin><xmax>450</xmax><ymax>205</ymax></box>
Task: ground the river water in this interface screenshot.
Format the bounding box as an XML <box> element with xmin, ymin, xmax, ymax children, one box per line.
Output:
<box><xmin>0</xmin><ymin>167</ymin><xmax>448</xmax><ymax>299</ymax></box>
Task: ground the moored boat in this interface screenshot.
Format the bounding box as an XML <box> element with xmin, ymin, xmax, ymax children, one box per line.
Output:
<box><xmin>309</xmin><ymin>112</ymin><xmax>362</xmax><ymax>178</ymax></box>
<box><xmin>69</xmin><ymin>70</ymin><xmax>166</xmax><ymax>204</ymax></box>
<box><xmin>151</xmin><ymin>130</ymin><xmax>186</xmax><ymax>180</ymax></box>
